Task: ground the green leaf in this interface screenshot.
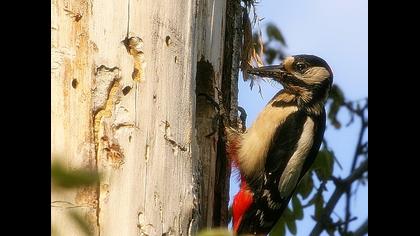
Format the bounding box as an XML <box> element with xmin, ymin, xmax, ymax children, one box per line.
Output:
<box><xmin>296</xmin><ymin>172</ymin><xmax>314</xmax><ymax>200</ymax></box>
<box><xmin>51</xmin><ymin>161</ymin><xmax>101</xmax><ymax>189</ymax></box>
<box><xmin>266</xmin><ymin>23</ymin><xmax>287</xmax><ymax>46</ymax></box>
<box><xmin>270</xmin><ymin>218</ymin><xmax>286</xmax><ymax>236</ymax></box>
<box><xmin>69</xmin><ymin>211</ymin><xmax>93</xmax><ymax>236</ymax></box>
<box><xmin>286</xmin><ymin>219</ymin><xmax>297</xmax><ymax>235</ymax></box>
<box><xmin>283</xmin><ymin>207</ymin><xmax>294</xmax><ymax>221</ymax></box>
<box><xmin>197</xmin><ymin>228</ymin><xmax>232</xmax><ymax>236</ymax></box>
<box><xmin>327</xmin><ymin>85</ymin><xmax>345</xmax><ymax>129</ymax></box>
<box><xmin>264</xmin><ymin>47</ymin><xmax>277</xmax><ymax>64</ymax></box>
<box><xmin>292</xmin><ymin>196</ymin><xmax>303</xmax><ymax>220</ymax></box>
<box><xmin>312</xmin><ymin>149</ymin><xmax>334</xmax><ymax>181</ymax></box>
<box><xmin>313</xmin><ymin>193</ymin><xmax>324</xmax><ymax>220</ymax></box>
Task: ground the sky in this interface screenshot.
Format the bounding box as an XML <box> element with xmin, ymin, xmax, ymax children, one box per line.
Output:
<box><xmin>229</xmin><ymin>0</ymin><xmax>368</xmax><ymax>235</ymax></box>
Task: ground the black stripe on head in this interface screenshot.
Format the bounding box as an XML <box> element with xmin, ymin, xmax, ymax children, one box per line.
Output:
<box><xmin>293</xmin><ymin>54</ymin><xmax>333</xmax><ymax>83</ymax></box>
<box><xmin>279</xmin><ymin>55</ymin><xmax>333</xmax><ymax>106</ymax></box>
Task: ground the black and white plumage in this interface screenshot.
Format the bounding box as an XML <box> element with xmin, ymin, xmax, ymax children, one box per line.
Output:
<box><xmin>230</xmin><ymin>55</ymin><xmax>333</xmax><ymax>235</ymax></box>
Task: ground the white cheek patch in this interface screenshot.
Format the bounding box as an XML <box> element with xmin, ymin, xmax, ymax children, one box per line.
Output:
<box><xmin>303</xmin><ymin>67</ymin><xmax>330</xmax><ymax>84</ymax></box>
<box><xmin>283</xmin><ymin>57</ymin><xmax>295</xmax><ymax>72</ymax></box>
<box><xmin>278</xmin><ymin>117</ymin><xmax>315</xmax><ymax>198</ymax></box>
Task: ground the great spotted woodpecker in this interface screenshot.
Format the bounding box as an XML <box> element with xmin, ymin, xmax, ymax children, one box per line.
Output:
<box><xmin>226</xmin><ymin>55</ymin><xmax>333</xmax><ymax>235</ymax></box>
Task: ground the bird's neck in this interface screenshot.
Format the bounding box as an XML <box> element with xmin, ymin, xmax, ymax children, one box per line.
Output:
<box><xmin>271</xmin><ymin>89</ymin><xmax>325</xmax><ymax>116</ymax></box>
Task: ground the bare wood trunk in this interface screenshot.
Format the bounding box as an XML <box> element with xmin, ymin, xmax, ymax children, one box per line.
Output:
<box><xmin>51</xmin><ymin>0</ymin><xmax>239</xmax><ymax>235</ymax></box>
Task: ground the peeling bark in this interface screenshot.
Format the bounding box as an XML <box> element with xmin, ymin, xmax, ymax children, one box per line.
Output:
<box><xmin>51</xmin><ymin>0</ymin><xmax>237</xmax><ymax>235</ymax></box>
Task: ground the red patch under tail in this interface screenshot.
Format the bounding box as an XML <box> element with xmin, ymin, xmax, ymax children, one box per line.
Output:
<box><xmin>232</xmin><ymin>179</ymin><xmax>253</xmax><ymax>233</ymax></box>
<box><xmin>225</xmin><ymin>128</ymin><xmax>252</xmax><ymax>232</ymax></box>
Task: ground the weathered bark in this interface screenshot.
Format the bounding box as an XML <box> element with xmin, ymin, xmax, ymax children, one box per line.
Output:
<box><xmin>213</xmin><ymin>0</ymin><xmax>242</xmax><ymax>227</ymax></box>
<box><xmin>51</xmin><ymin>0</ymin><xmax>239</xmax><ymax>235</ymax></box>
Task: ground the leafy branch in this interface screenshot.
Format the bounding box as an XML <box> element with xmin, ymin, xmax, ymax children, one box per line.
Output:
<box><xmin>309</xmin><ymin>96</ymin><xmax>368</xmax><ymax>236</ymax></box>
<box><xmin>51</xmin><ymin>160</ymin><xmax>101</xmax><ymax>236</ymax></box>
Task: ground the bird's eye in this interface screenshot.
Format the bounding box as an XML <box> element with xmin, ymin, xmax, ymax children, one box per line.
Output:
<box><xmin>296</xmin><ymin>63</ymin><xmax>308</xmax><ymax>72</ymax></box>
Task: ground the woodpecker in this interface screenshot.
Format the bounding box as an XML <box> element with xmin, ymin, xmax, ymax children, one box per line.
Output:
<box><xmin>227</xmin><ymin>55</ymin><xmax>333</xmax><ymax>235</ymax></box>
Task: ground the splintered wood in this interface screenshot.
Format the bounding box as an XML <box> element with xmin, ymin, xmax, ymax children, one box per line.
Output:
<box><xmin>240</xmin><ymin>6</ymin><xmax>265</xmax><ymax>94</ymax></box>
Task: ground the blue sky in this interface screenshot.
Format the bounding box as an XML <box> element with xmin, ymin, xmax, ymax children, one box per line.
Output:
<box><xmin>229</xmin><ymin>0</ymin><xmax>368</xmax><ymax>235</ymax></box>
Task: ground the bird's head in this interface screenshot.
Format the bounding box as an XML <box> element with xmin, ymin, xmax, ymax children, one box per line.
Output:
<box><xmin>247</xmin><ymin>54</ymin><xmax>333</xmax><ymax>104</ymax></box>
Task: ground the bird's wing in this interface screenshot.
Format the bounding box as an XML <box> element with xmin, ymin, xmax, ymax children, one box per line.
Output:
<box><xmin>237</xmin><ymin>109</ymin><xmax>326</xmax><ymax>235</ymax></box>
<box><xmin>245</xmin><ymin>109</ymin><xmax>306</xmax><ymax>192</ymax></box>
<box><xmin>267</xmin><ymin>108</ymin><xmax>326</xmax><ymax>195</ymax></box>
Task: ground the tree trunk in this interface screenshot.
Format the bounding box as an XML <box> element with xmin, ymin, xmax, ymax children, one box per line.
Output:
<box><xmin>51</xmin><ymin>0</ymin><xmax>240</xmax><ymax>235</ymax></box>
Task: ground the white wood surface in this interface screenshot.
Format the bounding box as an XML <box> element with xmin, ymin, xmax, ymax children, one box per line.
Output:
<box><xmin>51</xmin><ymin>0</ymin><xmax>228</xmax><ymax>235</ymax></box>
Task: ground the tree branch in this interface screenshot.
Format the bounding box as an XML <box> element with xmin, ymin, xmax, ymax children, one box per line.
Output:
<box><xmin>309</xmin><ymin>160</ymin><xmax>368</xmax><ymax>236</ymax></box>
<box><xmin>344</xmin><ymin>100</ymin><xmax>367</xmax><ymax>233</ymax></box>
<box><xmin>345</xmin><ymin>159</ymin><xmax>368</xmax><ymax>183</ymax></box>
<box><xmin>350</xmin><ymin>103</ymin><xmax>368</xmax><ymax>173</ymax></box>
<box><xmin>343</xmin><ymin>188</ymin><xmax>351</xmax><ymax>233</ymax></box>
<box><xmin>345</xmin><ymin>125</ymin><xmax>366</xmax><ymax>233</ymax></box>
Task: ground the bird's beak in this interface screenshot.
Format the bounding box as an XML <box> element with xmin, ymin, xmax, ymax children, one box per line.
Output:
<box><xmin>246</xmin><ymin>64</ymin><xmax>287</xmax><ymax>82</ymax></box>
